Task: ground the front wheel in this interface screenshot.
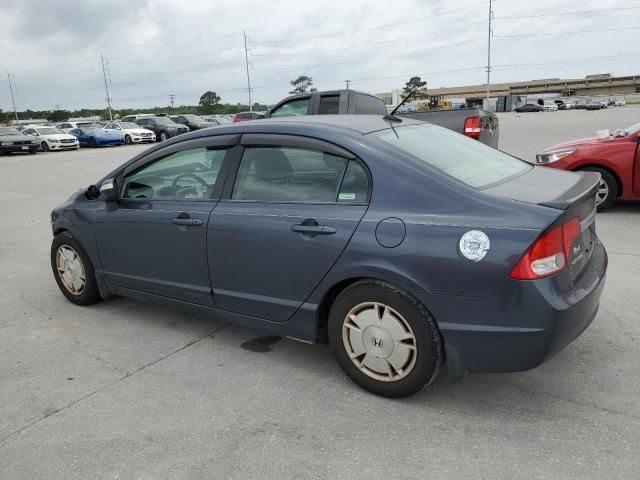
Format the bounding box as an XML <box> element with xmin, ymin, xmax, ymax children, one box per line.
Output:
<box><xmin>328</xmin><ymin>280</ymin><xmax>442</xmax><ymax>398</ymax></box>
<box><xmin>124</xmin><ymin>135</ymin><xmax>132</xmax><ymax>145</ymax></box>
<box><xmin>51</xmin><ymin>232</ymin><xmax>101</xmax><ymax>305</ymax></box>
<box><xmin>159</xmin><ymin>132</ymin><xmax>168</xmax><ymax>141</ymax></box>
<box><xmin>88</xmin><ymin>137</ymin><xmax>97</xmax><ymax>147</ymax></box>
<box><xmin>41</xmin><ymin>141</ymin><xmax>49</xmax><ymax>152</ymax></box>
<box><xmin>581</xmin><ymin>167</ymin><xmax>618</xmax><ymax>211</ymax></box>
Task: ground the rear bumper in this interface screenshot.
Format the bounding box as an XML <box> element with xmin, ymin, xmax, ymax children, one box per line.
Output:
<box><xmin>416</xmin><ymin>239</ymin><xmax>607</xmax><ymax>375</ymax></box>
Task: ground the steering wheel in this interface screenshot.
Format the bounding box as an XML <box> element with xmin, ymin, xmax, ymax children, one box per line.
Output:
<box><xmin>171</xmin><ymin>173</ymin><xmax>208</xmax><ymax>197</ymax></box>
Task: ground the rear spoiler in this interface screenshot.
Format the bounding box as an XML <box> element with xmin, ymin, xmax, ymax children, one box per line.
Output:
<box><xmin>539</xmin><ymin>171</ymin><xmax>600</xmax><ymax>210</ymax></box>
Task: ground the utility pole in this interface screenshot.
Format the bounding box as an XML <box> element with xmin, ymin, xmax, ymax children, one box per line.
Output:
<box><xmin>345</xmin><ymin>79</ymin><xmax>351</xmax><ymax>90</ymax></box>
<box><xmin>100</xmin><ymin>53</ymin><xmax>113</xmax><ymax>121</ymax></box>
<box><xmin>169</xmin><ymin>94</ymin><xmax>175</xmax><ymax>109</ymax></box>
<box><xmin>6</xmin><ymin>72</ymin><xmax>19</xmax><ymax>124</ymax></box>
<box><xmin>485</xmin><ymin>0</ymin><xmax>493</xmax><ymax>111</ymax></box>
<box><xmin>243</xmin><ymin>30</ymin><xmax>253</xmax><ymax>111</ymax></box>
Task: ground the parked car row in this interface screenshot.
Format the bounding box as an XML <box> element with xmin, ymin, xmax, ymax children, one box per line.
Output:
<box><xmin>516</xmin><ymin>98</ymin><xmax>627</xmax><ymax>113</ymax></box>
<box><xmin>1</xmin><ymin>112</ymin><xmax>270</xmax><ymax>155</ymax></box>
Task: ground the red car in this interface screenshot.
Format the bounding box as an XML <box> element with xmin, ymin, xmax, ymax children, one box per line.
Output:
<box><xmin>232</xmin><ymin>111</ymin><xmax>265</xmax><ymax>123</ymax></box>
<box><xmin>536</xmin><ymin>121</ymin><xmax>640</xmax><ymax>210</ymax></box>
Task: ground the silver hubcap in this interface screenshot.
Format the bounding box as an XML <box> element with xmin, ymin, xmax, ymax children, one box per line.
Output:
<box><xmin>596</xmin><ymin>178</ymin><xmax>609</xmax><ymax>206</ymax></box>
<box><xmin>56</xmin><ymin>246</ymin><xmax>86</xmax><ymax>295</ymax></box>
<box><xmin>342</xmin><ymin>302</ymin><xmax>417</xmax><ymax>382</ymax></box>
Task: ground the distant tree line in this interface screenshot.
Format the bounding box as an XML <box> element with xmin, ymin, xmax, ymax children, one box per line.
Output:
<box><xmin>1</xmin><ymin>91</ymin><xmax>271</xmax><ymax>123</ymax></box>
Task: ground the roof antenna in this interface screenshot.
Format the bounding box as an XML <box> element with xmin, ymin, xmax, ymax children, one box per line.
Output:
<box><xmin>383</xmin><ymin>89</ymin><xmax>418</xmax><ymax>122</ymax></box>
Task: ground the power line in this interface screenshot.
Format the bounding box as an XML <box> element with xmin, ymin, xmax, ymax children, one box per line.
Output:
<box><xmin>494</xmin><ymin>25</ymin><xmax>640</xmax><ymax>37</ymax></box>
<box><xmin>250</xmin><ymin>1</ymin><xmax>487</xmax><ymax>44</ymax></box>
<box><xmin>111</xmin><ymin>69</ymin><xmax>244</xmax><ymax>87</ymax></box>
<box><xmin>109</xmin><ymin>46</ymin><xmax>243</xmax><ymax>65</ymax></box>
<box><xmin>253</xmin><ymin>37</ymin><xmax>485</xmax><ymax>71</ymax></box>
<box><xmin>495</xmin><ymin>5</ymin><xmax>640</xmax><ymax>20</ymax></box>
<box><xmin>109</xmin><ymin>58</ymin><xmax>241</xmax><ymax>76</ymax></box>
<box><xmin>251</xmin><ymin>20</ymin><xmax>487</xmax><ymax>57</ymax></box>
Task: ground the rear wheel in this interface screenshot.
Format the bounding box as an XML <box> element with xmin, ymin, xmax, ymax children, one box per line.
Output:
<box><xmin>41</xmin><ymin>141</ymin><xmax>49</xmax><ymax>152</ymax></box>
<box><xmin>51</xmin><ymin>232</ymin><xmax>101</xmax><ymax>305</ymax></box>
<box><xmin>581</xmin><ymin>167</ymin><xmax>618</xmax><ymax>211</ymax></box>
<box><xmin>328</xmin><ymin>280</ymin><xmax>442</xmax><ymax>398</ymax></box>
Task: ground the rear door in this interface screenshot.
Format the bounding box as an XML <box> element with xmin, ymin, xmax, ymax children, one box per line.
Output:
<box><xmin>207</xmin><ymin>134</ymin><xmax>370</xmax><ymax>321</ymax></box>
<box><xmin>93</xmin><ymin>135</ymin><xmax>235</xmax><ymax>306</ymax></box>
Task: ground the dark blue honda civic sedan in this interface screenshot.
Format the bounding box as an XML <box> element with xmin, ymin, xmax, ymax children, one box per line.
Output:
<box><xmin>50</xmin><ymin>115</ymin><xmax>607</xmax><ymax>397</ymax></box>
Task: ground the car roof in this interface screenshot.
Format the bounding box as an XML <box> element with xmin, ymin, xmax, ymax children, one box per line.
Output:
<box><xmin>253</xmin><ymin>114</ymin><xmax>424</xmax><ymax>134</ymax></box>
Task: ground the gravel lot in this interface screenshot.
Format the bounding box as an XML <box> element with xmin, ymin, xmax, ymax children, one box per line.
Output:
<box><xmin>1</xmin><ymin>109</ymin><xmax>639</xmax><ymax>479</ymax></box>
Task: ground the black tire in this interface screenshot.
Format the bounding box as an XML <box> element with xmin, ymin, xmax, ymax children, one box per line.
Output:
<box><xmin>41</xmin><ymin>141</ymin><xmax>49</xmax><ymax>152</ymax></box>
<box><xmin>88</xmin><ymin>137</ymin><xmax>97</xmax><ymax>147</ymax></box>
<box><xmin>124</xmin><ymin>134</ymin><xmax>132</xmax><ymax>145</ymax></box>
<box><xmin>328</xmin><ymin>280</ymin><xmax>442</xmax><ymax>398</ymax></box>
<box><xmin>581</xmin><ymin>167</ymin><xmax>618</xmax><ymax>211</ymax></box>
<box><xmin>159</xmin><ymin>131</ymin><xmax>168</xmax><ymax>141</ymax></box>
<box><xmin>51</xmin><ymin>231</ymin><xmax>101</xmax><ymax>306</ymax></box>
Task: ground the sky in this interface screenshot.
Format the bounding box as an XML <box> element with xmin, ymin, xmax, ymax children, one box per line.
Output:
<box><xmin>1</xmin><ymin>0</ymin><xmax>639</xmax><ymax>111</ymax></box>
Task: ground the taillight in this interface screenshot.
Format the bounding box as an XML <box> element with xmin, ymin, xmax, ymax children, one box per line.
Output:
<box><xmin>464</xmin><ymin>116</ymin><xmax>481</xmax><ymax>139</ymax></box>
<box><xmin>511</xmin><ymin>218</ymin><xmax>581</xmax><ymax>280</ymax></box>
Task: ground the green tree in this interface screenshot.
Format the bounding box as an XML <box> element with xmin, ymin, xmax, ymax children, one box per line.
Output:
<box><xmin>289</xmin><ymin>75</ymin><xmax>317</xmax><ymax>95</ymax></box>
<box><xmin>0</xmin><ymin>109</ymin><xmax>7</xmax><ymax>124</ymax></box>
<box><xmin>198</xmin><ymin>91</ymin><xmax>221</xmax><ymax>114</ymax></box>
<box><xmin>402</xmin><ymin>76</ymin><xmax>427</xmax><ymax>98</ymax></box>
<box><xmin>46</xmin><ymin>109</ymin><xmax>71</xmax><ymax>122</ymax></box>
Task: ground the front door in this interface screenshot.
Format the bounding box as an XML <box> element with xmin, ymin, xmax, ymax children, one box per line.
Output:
<box><xmin>94</xmin><ymin>142</ymin><xmax>231</xmax><ymax>306</ymax></box>
<box><xmin>208</xmin><ymin>138</ymin><xmax>370</xmax><ymax>321</ymax></box>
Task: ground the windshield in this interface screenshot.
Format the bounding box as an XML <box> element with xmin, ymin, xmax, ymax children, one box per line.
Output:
<box><xmin>0</xmin><ymin>127</ymin><xmax>22</xmax><ymax>135</ymax></box>
<box><xmin>118</xmin><ymin>122</ymin><xmax>139</xmax><ymax>129</ymax></box>
<box><xmin>155</xmin><ymin>117</ymin><xmax>177</xmax><ymax>125</ymax></box>
<box><xmin>216</xmin><ymin>117</ymin><xmax>232</xmax><ymax>124</ymax></box>
<box><xmin>624</xmin><ymin>121</ymin><xmax>640</xmax><ymax>134</ymax></box>
<box><xmin>81</xmin><ymin>128</ymin><xmax>100</xmax><ymax>133</ymax></box>
<box><xmin>373</xmin><ymin>124</ymin><xmax>531</xmax><ymax>189</ymax></box>
<box><xmin>37</xmin><ymin>127</ymin><xmax>64</xmax><ymax>135</ymax></box>
<box><xmin>183</xmin><ymin>114</ymin><xmax>205</xmax><ymax>122</ymax></box>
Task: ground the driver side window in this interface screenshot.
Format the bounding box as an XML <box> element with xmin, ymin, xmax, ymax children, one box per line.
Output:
<box><xmin>122</xmin><ymin>147</ymin><xmax>228</xmax><ymax>200</ymax></box>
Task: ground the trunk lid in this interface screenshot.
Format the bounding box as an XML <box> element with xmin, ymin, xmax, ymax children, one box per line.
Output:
<box><xmin>485</xmin><ymin>166</ymin><xmax>599</xmax><ymax>280</ymax></box>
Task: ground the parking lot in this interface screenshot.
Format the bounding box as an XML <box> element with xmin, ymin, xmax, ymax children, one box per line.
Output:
<box><xmin>1</xmin><ymin>108</ymin><xmax>639</xmax><ymax>479</ymax></box>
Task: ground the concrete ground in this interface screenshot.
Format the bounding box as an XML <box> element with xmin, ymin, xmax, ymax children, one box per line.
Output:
<box><xmin>1</xmin><ymin>108</ymin><xmax>639</xmax><ymax>479</ymax></box>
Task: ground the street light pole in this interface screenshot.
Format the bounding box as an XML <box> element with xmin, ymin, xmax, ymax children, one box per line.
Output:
<box><xmin>6</xmin><ymin>72</ymin><xmax>19</xmax><ymax>124</ymax></box>
<box><xmin>243</xmin><ymin>30</ymin><xmax>253</xmax><ymax>112</ymax></box>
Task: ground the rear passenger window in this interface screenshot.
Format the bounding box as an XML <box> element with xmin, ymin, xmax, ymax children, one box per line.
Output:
<box><xmin>318</xmin><ymin>95</ymin><xmax>340</xmax><ymax>114</ymax></box>
<box><xmin>354</xmin><ymin>93</ymin><xmax>387</xmax><ymax>115</ymax></box>
<box><xmin>232</xmin><ymin>147</ymin><xmax>348</xmax><ymax>203</ymax></box>
<box><xmin>270</xmin><ymin>98</ymin><xmax>310</xmax><ymax>117</ymax></box>
<box><xmin>338</xmin><ymin>161</ymin><xmax>369</xmax><ymax>203</ymax></box>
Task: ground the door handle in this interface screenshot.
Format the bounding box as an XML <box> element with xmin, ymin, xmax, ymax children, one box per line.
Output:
<box><xmin>290</xmin><ymin>224</ymin><xmax>336</xmax><ymax>235</ymax></box>
<box><xmin>172</xmin><ymin>213</ymin><xmax>203</xmax><ymax>226</ymax></box>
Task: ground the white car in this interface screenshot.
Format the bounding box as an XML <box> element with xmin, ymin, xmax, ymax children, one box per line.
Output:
<box><xmin>615</xmin><ymin>100</ymin><xmax>626</xmax><ymax>107</ymax></box>
<box><xmin>21</xmin><ymin>126</ymin><xmax>79</xmax><ymax>152</ymax></box>
<box><xmin>55</xmin><ymin>121</ymin><xmax>102</xmax><ymax>133</ymax></box>
<box><xmin>103</xmin><ymin>122</ymin><xmax>156</xmax><ymax>144</ymax></box>
<box><xmin>542</xmin><ymin>102</ymin><xmax>558</xmax><ymax>112</ymax></box>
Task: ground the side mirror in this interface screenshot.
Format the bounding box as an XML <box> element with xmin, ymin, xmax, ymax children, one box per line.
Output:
<box><xmin>100</xmin><ymin>179</ymin><xmax>117</xmax><ymax>202</ymax></box>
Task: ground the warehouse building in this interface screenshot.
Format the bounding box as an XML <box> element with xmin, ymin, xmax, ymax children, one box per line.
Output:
<box><xmin>377</xmin><ymin>73</ymin><xmax>640</xmax><ymax>107</ymax></box>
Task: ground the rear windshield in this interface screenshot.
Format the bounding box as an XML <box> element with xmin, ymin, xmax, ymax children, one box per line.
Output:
<box><xmin>373</xmin><ymin>124</ymin><xmax>531</xmax><ymax>189</ymax></box>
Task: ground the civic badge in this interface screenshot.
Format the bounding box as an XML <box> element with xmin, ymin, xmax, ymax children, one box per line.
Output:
<box><xmin>459</xmin><ymin>230</ymin><xmax>490</xmax><ymax>262</ymax></box>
